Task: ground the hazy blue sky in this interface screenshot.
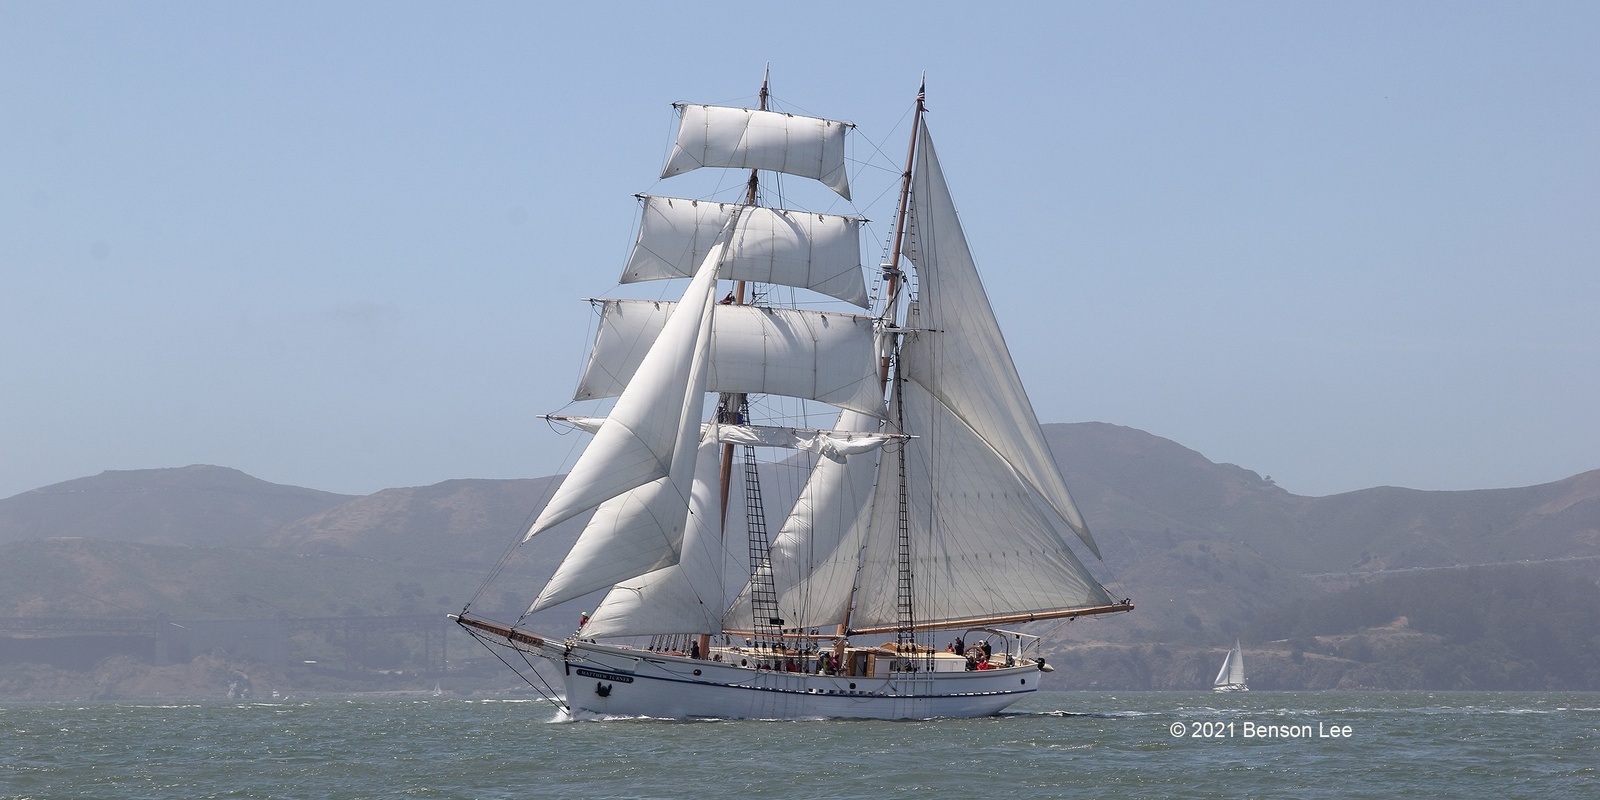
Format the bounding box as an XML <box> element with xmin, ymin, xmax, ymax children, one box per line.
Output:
<box><xmin>3</xmin><ymin>2</ymin><xmax>1596</xmax><ymax>501</ymax></box>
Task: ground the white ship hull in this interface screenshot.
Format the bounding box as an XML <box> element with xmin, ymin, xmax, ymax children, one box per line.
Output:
<box><xmin>552</xmin><ymin>640</ymin><xmax>1040</xmax><ymax>720</ymax></box>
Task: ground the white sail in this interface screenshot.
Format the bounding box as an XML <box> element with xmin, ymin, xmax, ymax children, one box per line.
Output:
<box><xmin>662</xmin><ymin>104</ymin><xmax>851</xmax><ymax>199</ymax></box>
<box><xmin>847</xmin><ymin>379</ymin><xmax>1112</xmax><ymax>630</ymax></box>
<box><xmin>583</xmin><ymin>441</ymin><xmax>748</xmax><ymax>637</ymax></box>
<box><xmin>724</xmin><ymin>408</ymin><xmax>885</xmax><ymax>631</ymax></box>
<box><xmin>522</xmin><ymin>244</ymin><xmax>722</xmax><ymax>542</ymax></box>
<box><xmin>1214</xmin><ymin>641</ymin><xmax>1246</xmax><ymax>688</ymax></box>
<box><xmin>900</xmin><ymin>124</ymin><xmax>1100</xmax><ymax>558</ymax></box>
<box><xmin>622</xmin><ymin>196</ymin><xmax>869</xmax><ymax>308</ymax></box>
<box><xmin>575</xmin><ymin>300</ymin><xmax>885</xmax><ymax>418</ymax></box>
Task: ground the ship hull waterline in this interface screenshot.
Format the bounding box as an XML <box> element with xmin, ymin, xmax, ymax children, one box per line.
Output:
<box><xmin>553</xmin><ymin>639</ymin><xmax>1041</xmax><ymax>720</ymax></box>
<box><xmin>457</xmin><ymin>618</ymin><xmax>1048</xmax><ymax>719</ymax></box>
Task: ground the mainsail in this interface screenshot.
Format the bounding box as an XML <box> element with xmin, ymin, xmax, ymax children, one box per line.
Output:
<box><xmin>899</xmin><ymin>125</ymin><xmax>1100</xmax><ymax>559</ymax></box>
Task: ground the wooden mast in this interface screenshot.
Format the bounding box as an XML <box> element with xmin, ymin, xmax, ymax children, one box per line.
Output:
<box><xmin>718</xmin><ymin>68</ymin><xmax>769</xmax><ymax>531</ymax></box>
<box><xmin>877</xmin><ymin>75</ymin><xmax>924</xmax><ymax>390</ymax></box>
<box><xmin>835</xmin><ymin>78</ymin><xmax>927</xmax><ymax>655</ymax></box>
<box><xmin>707</xmin><ymin>68</ymin><xmax>771</xmax><ymax>660</ymax></box>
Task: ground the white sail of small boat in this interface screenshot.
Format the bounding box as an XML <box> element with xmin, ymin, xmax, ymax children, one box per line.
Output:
<box><xmin>1213</xmin><ymin>640</ymin><xmax>1248</xmax><ymax>692</ymax></box>
<box><xmin>455</xmin><ymin>75</ymin><xmax>1132</xmax><ymax>720</ymax></box>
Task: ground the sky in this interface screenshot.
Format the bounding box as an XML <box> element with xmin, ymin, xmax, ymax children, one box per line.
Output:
<box><xmin>3</xmin><ymin>2</ymin><xmax>1597</xmax><ymax>501</ymax></box>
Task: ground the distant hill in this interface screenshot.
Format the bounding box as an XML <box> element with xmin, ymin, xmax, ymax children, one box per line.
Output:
<box><xmin>258</xmin><ymin>476</ymin><xmax>594</xmax><ymax>624</ymax></box>
<box><xmin>1044</xmin><ymin>422</ymin><xmax>1600</xmax><ymax>574</ymax></box>
<box><xmin>0</xmin><ymin>537</ymin><xmax>472</xmax><ymax>619</ymax></box>
<box><xmin>0</xmin><ymin>470</ymin><xmax>600</xmax><ymax>622</ymax></box>
<box><xmin>1292</xmin><ymin>471</ymin><xmax>1600</xmax><ymax>572</ymax></box>
<box><xmin>1037</xmin><ymin>423</ymin><xmax>1600</xmax><ymax>644</ymax></box>
<box><xmin>0</xmin><ymin>466</ymin><xmax>354</xmax><ymax>548</ymax></box>
<box><xmin>4</xmin><ymin>425</ymin><xmax>1598</xmax><ymax>692</ymax></box>
<box><xmin>261</xmin><ymin>477</ymin><xmax>564</xmax><ymax>567</ymax></box>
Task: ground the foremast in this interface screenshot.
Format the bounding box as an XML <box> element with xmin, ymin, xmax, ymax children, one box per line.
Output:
<box><xmin>718</xmin><ymin>69</ymin><xmax>785</xmax><ymax>657</ymax></box>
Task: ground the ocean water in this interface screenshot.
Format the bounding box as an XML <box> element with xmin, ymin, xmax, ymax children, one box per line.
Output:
<box><xmin>3</xmin><ymin>691</ymin><xmax>1596</xmax><ymax>799</ymax></box>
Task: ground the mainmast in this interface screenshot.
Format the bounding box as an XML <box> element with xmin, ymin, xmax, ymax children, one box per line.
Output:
<box><xmin>878</xmin><ymin>75</ymin><xmax>925</xmax><ymax>380</ymax></box>
<box><xmin>838</xmin><ymin>78</ymin><xmax>927</xmax><ymax>650</ymax></box>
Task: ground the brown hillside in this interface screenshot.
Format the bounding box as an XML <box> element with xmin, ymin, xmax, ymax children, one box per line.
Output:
<box><xmin>0</xmin><ymin>466</ymin><xmax>353</xmax><ymax>548</ymax></box>
<box><xmin>260</xmin><ymin>477</ymin><xmax>563</xmax><ymax>568</ymax></box>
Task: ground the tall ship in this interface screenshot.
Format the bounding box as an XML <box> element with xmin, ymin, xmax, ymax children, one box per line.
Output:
<box><xmin>457</xmin><ymin>76</ymin><xmax>1132</xmax><ymax>719</ymax></box>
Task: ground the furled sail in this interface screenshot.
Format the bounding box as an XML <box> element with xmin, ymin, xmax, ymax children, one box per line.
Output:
<box><xmin>521</xmin><ymin>244</ymin><xmax>723</xmax><ymax>543</ymax></box>
<box><xmin>661</xmin><ymin>104</ymin><xmax>852</xmax><ymax>199</ymax></box>
<box><xmin>543</xmin><ymin>415</ymin><xmax>900</xmax><ymax>463</ymax></box>
<box><xmin>622</xmin><ymin>196</ymin><xmax>869</xmax><ymax>308</ymax></box>
<box><xmin>901</xmin><ymin>123</ymin><xmax>1101</xmax><ymax>558</ymax></box>
<box><xmin>575</xmin><ymin>300</ymin><xmax>885</xmax><ymax>418</ymax></box>
<box><xmin>705</xmin><ymin>422</ymin><xmax>899</xmax><ymax>463</ymax></box>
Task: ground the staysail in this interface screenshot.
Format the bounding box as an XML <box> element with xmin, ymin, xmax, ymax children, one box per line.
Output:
<box><xmin>523</xmin><ymin>244</ymin><xmax>722</xmax><ymax>610</ymax></box>
<box><xmin>723</xmin><ymin>407</ymin><xmax>885</xmax><ymax>631</ymax></box>
<box><xmin>581</xmin><ymin>441</ymin><xmax>748</xmax><ymax>638</ymax></box>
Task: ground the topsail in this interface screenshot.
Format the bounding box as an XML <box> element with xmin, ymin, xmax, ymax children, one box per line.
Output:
<box><xmin>662</xmin><ymin>104</ymin><xmax>852</xmax><ymax>199</ymax></box>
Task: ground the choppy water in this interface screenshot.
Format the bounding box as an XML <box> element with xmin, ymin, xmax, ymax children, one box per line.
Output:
<box><xmin>3</xmin><ymin>691</ymin><xmax>1596</xmax><ymax>799</ymax></box>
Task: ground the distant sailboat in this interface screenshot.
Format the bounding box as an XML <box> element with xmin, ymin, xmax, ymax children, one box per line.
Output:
<box><xmin>1213</xmin><ymin>640</ymin><xmax>1247</xmax><ymax>692</ymax></box>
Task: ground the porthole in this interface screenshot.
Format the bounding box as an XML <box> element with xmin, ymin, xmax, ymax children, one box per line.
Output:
<box><xmin>693</xmin><ymin>669</ymin><xmax>702</xmax><ymax>676</ymax></box>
